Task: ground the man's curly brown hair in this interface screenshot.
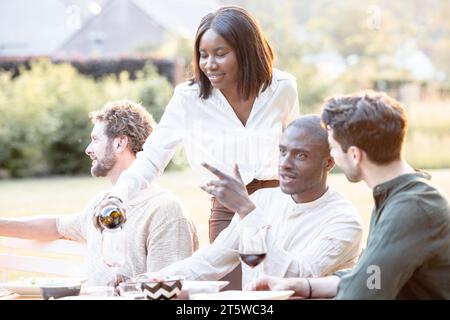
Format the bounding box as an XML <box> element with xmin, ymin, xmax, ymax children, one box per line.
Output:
<box><xmin>89</xmin><ymin>100</ymin><xmax>156</xmax><ymax>155</ymax></box>
<box><xmin>321</xmin><ymin>90</ymin><xmax>408</xmax><ymax>165</ymax></box>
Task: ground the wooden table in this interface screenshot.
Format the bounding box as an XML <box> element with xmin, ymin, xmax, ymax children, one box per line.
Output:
<box><xmin>1</xmin><ymin>293</ymin><xmax>41</xmax><ymax>300</ymax></box>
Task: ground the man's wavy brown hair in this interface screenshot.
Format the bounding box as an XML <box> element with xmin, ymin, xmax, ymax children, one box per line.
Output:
<box><xmin>89</xmin><ymin>100</ymin><xmax>156</xmax><ymax>155</ymax></box>
<box><xmin>321</xmin><ymin>91</ymin><xmax>408</xmax><ymax>165</ymax></box>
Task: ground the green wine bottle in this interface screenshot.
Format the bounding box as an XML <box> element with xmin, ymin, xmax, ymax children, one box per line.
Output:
<box><xmin>98</xmin><ymin>205</ymin><xmax>126</xmax><ymax>229</ymax></box>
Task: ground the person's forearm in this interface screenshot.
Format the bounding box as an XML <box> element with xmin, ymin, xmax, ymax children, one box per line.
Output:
<box><xmin>287</xmin><ymin>276</ymin><xmax>340</xmax><ymax>298</ymax></box>
<box><xmin>0</xmin><ymin>217</ymin><xmax>62</xmax><ymax>240</ymax></box>
<box><xmin>309</xmin><ymin>276</ymin><xmax>340</xmax><ymax>298</ymax></box>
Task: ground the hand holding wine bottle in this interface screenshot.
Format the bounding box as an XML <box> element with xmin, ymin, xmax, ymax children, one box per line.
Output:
<box><xmin>93</xmin><ymin>195</ymin><xmax>127</xmax><ymax>233</ymax></box>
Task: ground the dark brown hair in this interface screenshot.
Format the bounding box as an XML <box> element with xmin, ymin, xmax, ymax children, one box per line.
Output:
<box><xmin>89</xmin><ymin>100</ymin><xmax>156</xmax><ymax>155</ymax></box>
<box><xmin>191</xmin><ymin>5</ymin><xmax>274</xmax><ymax>99</ymax></box>
<box><xmin>321</xmin><ymin>91</ymin><xmax>408</xmax><ymax>165</ymax></box>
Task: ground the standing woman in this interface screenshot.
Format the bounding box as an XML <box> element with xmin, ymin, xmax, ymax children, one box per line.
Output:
<box><xmin>97</xmin><ymin>5</ymin><xmax>299</xmax><ymax>288</ymax></box>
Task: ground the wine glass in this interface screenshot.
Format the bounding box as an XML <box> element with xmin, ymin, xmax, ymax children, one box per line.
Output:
<box><xmin>102</xmin><ymin>227</ymin><xmax>126</xmax><ymax>291</ymax></box>
<box><xmin>238</xmin><ymin>225</ymin><xmax>269</xmax><ymax>289</ymax></box>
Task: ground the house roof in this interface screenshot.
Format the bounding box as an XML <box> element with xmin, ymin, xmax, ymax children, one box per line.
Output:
<box><xmin>0</xmin><ymin>0</ymin><xmax>218</xmax><ymax>58</ymax></box>
<box><xmin>0</xmin><ymin>0</ymin><xmax>107</xmax><ymax>57</ymax></box>
<box><xmin>132</xmin><ymin>0</ymin><xmax>219</xmax><ymax>38</ymax></box>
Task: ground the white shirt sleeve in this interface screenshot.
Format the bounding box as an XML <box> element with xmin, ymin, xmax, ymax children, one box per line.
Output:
<box><xmin>56</xmin><ymin>192</ymin><xmax>106</xmax><ymax>242</ymax></box>
<box><xmin>266</xmin><ymin>218</ymin><xmax>362</xmax><ymax>278</ymax></box>
<box><xmin>109</xmin><ymin>87</ymin><xmax>186</xmax><ymax>203</ymax></box>
<box><xmin>56</xmin><ymin>211</ymin><xmax>87</xmax><ymax>242</ymax></box>
<box><xmin>157</xmin><ymin>214</ymin><xmax>242</xmax><ymax>281</ymax></box>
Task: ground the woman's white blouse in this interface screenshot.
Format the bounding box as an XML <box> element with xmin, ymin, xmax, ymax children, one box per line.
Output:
<box><xmin>110</xmin><ymin>69</ymin><xmax>300</xmax><ymax>203</ymax></box>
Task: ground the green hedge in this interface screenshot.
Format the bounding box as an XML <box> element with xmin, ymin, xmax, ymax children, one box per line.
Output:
<box><xmin>0</xmin><ymin>59</ymin><xmax>176</xmax><ymax>178</ymax></box>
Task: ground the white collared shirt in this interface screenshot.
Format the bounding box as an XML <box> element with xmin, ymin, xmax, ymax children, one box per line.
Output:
<box><xmin>157</xmin><ymin>187</ymin><xmax>364</xmax><ymax>288</ymax></box>
<box><xmin>110</xmin><ymin>69</ymin><xmax>299</xmax><ymax>202</ymax></box>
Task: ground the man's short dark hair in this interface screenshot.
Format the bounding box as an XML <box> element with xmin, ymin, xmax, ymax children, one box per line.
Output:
<box><xmin>321</xmin><ymin>91</ymin><xmax>409</xmax><ymax>165</ymax></box>
<box><xmin>288</xmin><ymin>114</ymin><xmax>329</xmax><ymax>151</ymax></box>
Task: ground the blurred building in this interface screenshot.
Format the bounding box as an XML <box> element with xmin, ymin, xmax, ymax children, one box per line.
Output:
<box><xmin>0</xmin><ymin>0</ymin><xmax>219</xmax><ymax>59</ymax></box>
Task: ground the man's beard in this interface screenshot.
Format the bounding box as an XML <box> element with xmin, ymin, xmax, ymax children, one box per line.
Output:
<box><xmin>91</xmin><ymin>144</ymin><xmax>117</xmax><ymax>177</ymax></box>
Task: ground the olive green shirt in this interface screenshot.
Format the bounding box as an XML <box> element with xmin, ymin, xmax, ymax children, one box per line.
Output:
<box><xmin>336</xmin><ymin>171</ymin><xmax>450</xmax><ymax>299</ymax></box>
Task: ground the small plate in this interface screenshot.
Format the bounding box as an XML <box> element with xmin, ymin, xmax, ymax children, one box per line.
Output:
<box><xmin>0</xmin><ymin>277</ymin><xmax>85</xmax><ymax>296</ymax></box>
<box><xmin>58</xmin><ymin>295</ymin><xmax>131</xmax><ymax>300</ymax></box>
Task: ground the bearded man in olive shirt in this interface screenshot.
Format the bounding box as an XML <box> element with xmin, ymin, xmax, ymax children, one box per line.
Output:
<box><xmin>252</xmin><ymin>91</ymin><xmax>450</xmax><ymax>299</ymax></box>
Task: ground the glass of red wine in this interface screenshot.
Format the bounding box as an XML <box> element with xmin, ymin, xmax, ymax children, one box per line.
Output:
<box><xmin>239</xmin><ymin>225</ymin><xmax>269</xmax><ymax>289</ymax></box>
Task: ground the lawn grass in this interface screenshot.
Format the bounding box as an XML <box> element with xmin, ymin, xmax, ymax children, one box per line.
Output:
<box><xmin>1</xmin><ymin>169</ymin><xmax>450</xmax><ymax>247</ymax></box>
<box><xmin>406</xmin><ymin>100</ymin><xmax>450</xmax><ymax>169</ymax></box>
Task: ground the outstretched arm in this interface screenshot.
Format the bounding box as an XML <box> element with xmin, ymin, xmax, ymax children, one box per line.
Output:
<box><xmin>0</xmin><ymin>216</ymin><xmax>62</xmax><ymax>241</ymax></box>
<box><xmin>108</xmin><ymin>89</ymin><xmax>187</xmax><ymax>204</ymax></box>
